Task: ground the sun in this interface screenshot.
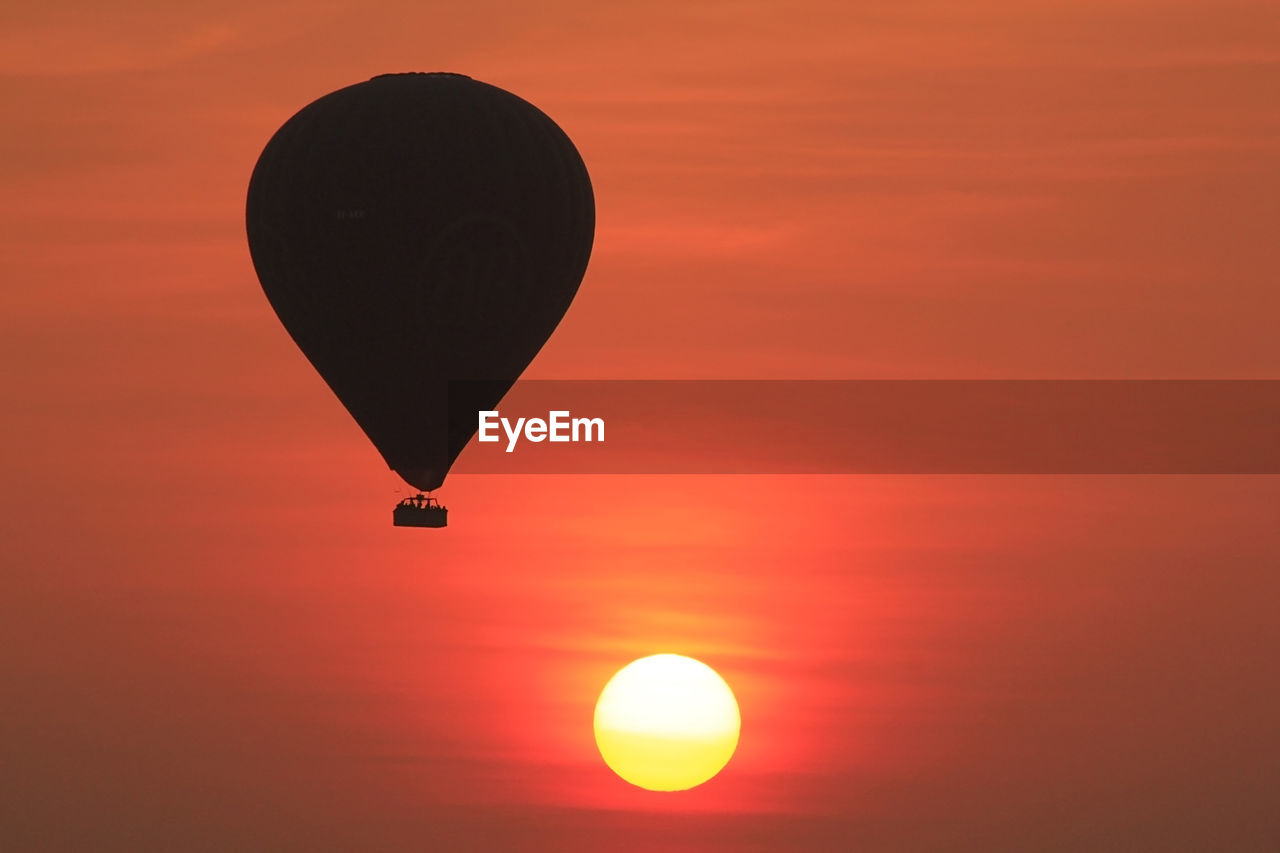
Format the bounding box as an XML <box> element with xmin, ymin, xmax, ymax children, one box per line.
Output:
<box><xmin>593</xmin><ymin>654</ymin><xmax>741</xmax><ymax>791</ymax></box>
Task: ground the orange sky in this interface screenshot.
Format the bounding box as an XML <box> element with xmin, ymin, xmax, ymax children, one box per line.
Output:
<box><xmin>2</xmin><ymin>1</ymin><xmax>1278</xmax><ymax>850</ymax></box>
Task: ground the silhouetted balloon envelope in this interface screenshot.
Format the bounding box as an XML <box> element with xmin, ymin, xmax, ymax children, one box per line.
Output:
<box><xmin>246</xmin><ymin>73</ymin><xmax>594</xmax><ymax>491</ymax></box>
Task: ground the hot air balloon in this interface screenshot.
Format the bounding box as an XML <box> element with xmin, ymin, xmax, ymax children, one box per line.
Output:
<box><xmin>246</xmin><ymin>73</ymin><xmax>595</xmax><ymax>526</ymax></box>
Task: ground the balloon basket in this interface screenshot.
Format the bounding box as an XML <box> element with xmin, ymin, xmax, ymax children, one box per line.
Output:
<box><xmin>393</xmin><ymin>494</ymin><xmax>448</xmax><ymax>528</ymax></box>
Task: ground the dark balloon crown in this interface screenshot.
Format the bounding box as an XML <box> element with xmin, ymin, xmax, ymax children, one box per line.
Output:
<box><xmin>371</xmin><ymin>71</ymin><xmax>472</xmax><ymax>79</ymax></box>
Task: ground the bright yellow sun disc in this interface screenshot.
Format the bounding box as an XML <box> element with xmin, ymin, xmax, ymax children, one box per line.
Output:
<box><xmin>593</xmin><ymin>654</ymin><xmax>740</xmax><ymax>791</ymax></box>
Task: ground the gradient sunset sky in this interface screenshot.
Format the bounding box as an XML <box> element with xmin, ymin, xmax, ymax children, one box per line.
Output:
<box><xmin>2</xmin><ymin>1</ymin><xmax>1278</xmax><ymax>850</ymax></box>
